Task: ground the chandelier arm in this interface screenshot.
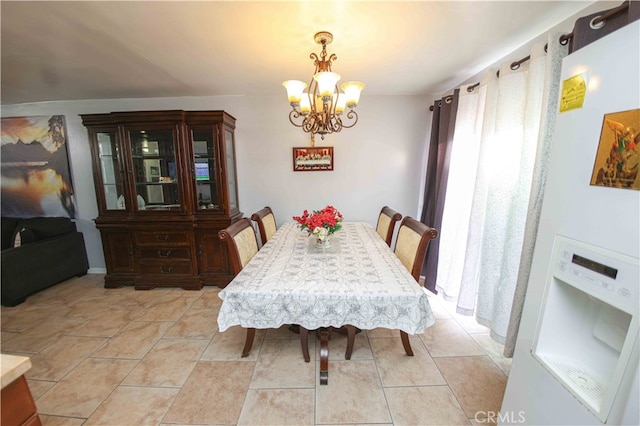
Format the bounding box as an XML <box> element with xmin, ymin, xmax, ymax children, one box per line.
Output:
<box><xmin>288</xmin><ymin>109</ymin><xmax>305</xmax><ymax>128</ymax></box>
<box><xmin>325</xmin><ymin>115</ymin><xmax>340</xmax><ymax>133</ymax></box>
<box><xmin>339</xmin><ymin>110</ymin><xmax>359</xmax><ymax>129</ymax></box>
<box><xmin>301</xmin><ymin>115</ymin><xmax>316</xmax><ymax>133</ymax></box>
<box><xmin>329</xmin><ymin>87</ymin><xmax>338</xmax><ymax>115</ymax></box>
<box><xmin>312</xmin><ymin>116</ymin><xmax>323</xmax><ymax>134</ymax></box>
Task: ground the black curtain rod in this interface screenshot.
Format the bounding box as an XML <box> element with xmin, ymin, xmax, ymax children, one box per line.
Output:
<box><xmin>429</xmin><ymin>30</ymin><xmax>570</xmax><ymax>110</ymax></box>
<box><xmin>428</xmin><ymin>95</ymin><xmax>454</xmax><ymax>111</ymax></box>
<box><xmin>429</xmin><ymin>30</ymin><xmax>572</xmax><ymax>110</ymax></box>
<box><xmin>429</xmin><ymin>0</ymin><xmax>630</xmax><ymax>110</ymax></box>
<box><xmin>491</xmin><ymin>0</ymin><xmax>629</xmax><ymax>82</ymax></box>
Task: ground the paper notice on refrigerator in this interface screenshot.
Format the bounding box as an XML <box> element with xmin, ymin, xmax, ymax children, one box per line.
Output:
<box><xmin>560</xmin><ymin>74</ymin><xmax>587</xmax><ymax>112</ymax></box>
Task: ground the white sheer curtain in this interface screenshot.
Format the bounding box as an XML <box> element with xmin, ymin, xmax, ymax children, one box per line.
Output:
<box><xmin>435</xmin><ymin>81</ymin><xmax>487</xmax><ymax>305</ymax></box>
<box><xmin>436</xmin><ymin>34</ymin><xmax>567</xmax><ymax>344</ymax></box>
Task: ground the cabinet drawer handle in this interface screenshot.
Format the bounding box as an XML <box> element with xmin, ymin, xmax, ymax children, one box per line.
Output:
<box><xmin>157</xmin><ymin>250</ymin><xmax>172</xmax><ymax>258</ymax></box>
<box><xmin>155</xmin><ymin>235</ymin><xmax>170</xmax><ymax>242</ymax></box>
<box><xmin>160</xmin><ymin>265</ymin><xmax>173</xmax><ymax>273</ymax></box>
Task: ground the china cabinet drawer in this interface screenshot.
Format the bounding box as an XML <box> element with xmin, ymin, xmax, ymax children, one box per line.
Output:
<box><xmin>136</xmin><ymin>231</ymin><xmax>190</xmax><ymax>245</ymax></box>
<box><xmin>138</xmin><ymin>247</ymin><xmax>191</xmax><ymax>260</ymax></box>
<box><xmin>139</xmin><ymin>260</ymin><xmax>194</xmax><ymax>275</ymax></box>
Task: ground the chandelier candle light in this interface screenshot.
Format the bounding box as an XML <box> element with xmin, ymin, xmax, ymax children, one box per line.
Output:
<box><xmin>293</xmin><ymin>205</ymin><xmax>343</xmax><ymax>246</ymax></box>
<box><xmin>283</xmin><ymin>31</ymin><xmax>365</xmax><ymax>143</ymax></box>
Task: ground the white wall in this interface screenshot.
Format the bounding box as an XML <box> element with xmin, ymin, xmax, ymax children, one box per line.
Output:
<box><xmin>1</xmin><ymin>95</ymin><xmax>432</xmax><ymax>270</ymax></box>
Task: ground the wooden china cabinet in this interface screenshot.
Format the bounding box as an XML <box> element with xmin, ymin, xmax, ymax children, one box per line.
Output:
<box><xmin>81</xmin><ymin>110</ymin><xmax>242</xmax><ymax>289</ymax></box>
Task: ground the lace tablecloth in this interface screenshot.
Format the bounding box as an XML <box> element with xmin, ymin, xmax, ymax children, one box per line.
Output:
<box><xmin>217</xmin><ymin>221</ymin><xmax>435</xmax><ymax>334</ymax></box>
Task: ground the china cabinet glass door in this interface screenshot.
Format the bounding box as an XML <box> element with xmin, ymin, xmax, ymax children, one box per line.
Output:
<box><xmin>129</xmin><ymin>129</ymin><xmax>181</xmax><ymax>211</ymax></box>
<box><xmin>224</xmin><ymin>129</ymin><xmax>238</xmax><ymax>212</ymax></box>
<box><xmin>191</xmin><ymin>128</ymin><xmax>220</xmax><ymax>211</ymax></box>
<box><xmin>97</xmin><ymin>131</ymin><xmax>126</xmax><ymax>210</ymax></box>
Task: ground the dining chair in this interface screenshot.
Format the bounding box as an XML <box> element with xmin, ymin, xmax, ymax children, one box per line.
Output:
<box><xmin>393</xmin><ymin>216</ymin><xmax>438</xmax><ymax>355</ymax></box>
<box><xmin>375</xmin><ymin>206</ymin><xmax>402</xmax><ymax>246</ymax></box>
<box><xmin>219</xmin><ymin>218</ymin><xmax>260</xmax><ymax>357</ymax></box>
<box><xmin>250</xmin><ymin>206</ymin><xmax>277</xmax><ymax>246</ymax></box>
<box><xmin>219</xmin><ymin>217</ymin><xmax>309</xmax><ymax>359</ymax></box>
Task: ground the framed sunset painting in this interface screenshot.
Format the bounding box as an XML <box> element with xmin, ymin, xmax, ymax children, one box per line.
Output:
<box><xmin>1</xmin><ymin>115</ymin><xmax>76</xmax><ymax>217</ymax></box>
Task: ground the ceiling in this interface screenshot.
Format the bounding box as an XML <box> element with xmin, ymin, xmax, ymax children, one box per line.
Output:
<box><xmin>1</xmin><ymin>1</ymin><xmax>601</xmax><ymax>105</ymax></box>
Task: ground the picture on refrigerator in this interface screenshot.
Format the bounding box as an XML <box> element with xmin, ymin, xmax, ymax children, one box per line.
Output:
<box><xmin>590</xmin><ymin>109</ymin><xmax>640</xmax><ymax>190</ymax></box>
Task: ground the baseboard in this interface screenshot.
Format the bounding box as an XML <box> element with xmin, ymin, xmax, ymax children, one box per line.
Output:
<box><xmin>88</xmin><ymin>268</ymin><xmax>107</xmax><ymax>274</ymax></box>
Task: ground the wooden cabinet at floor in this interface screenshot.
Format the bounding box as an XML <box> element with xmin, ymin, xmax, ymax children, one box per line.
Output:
<box><xmin>1</xmin><ymin>375</ymin><xmax>41</xmax><ymax>426</ymax></box>
<box><xmin>81</xmin><ymin>110</ymin><xmax>242</xmax><ymax>289</ymax></box>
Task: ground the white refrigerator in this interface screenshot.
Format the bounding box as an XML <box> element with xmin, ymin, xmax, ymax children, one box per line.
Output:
<box><xmin>500</xmin><ymin>21</ymin><xmax>639</xmax><ymax>426</ymax></box>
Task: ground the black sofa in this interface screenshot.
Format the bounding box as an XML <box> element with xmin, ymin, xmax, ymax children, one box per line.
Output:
<box><xmin>1</xmin><ymin>217</ymin><xmax>89</xmax><ymax>306</ymax></box>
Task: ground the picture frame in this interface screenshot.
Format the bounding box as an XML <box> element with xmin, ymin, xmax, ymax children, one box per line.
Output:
<box><xmin>0</xmin><ymin>115</ymin><xmax>77</xmax><ymax>218</ymax></box>
<box><xmin>590</xmin><ymin>109</ymin><xmax>640</xmax><ymax>190</ymax></box>
<box><xmin>293</xmin><ymin>147</ymin><xmax>334</xmax><ymax>172</ymax></box>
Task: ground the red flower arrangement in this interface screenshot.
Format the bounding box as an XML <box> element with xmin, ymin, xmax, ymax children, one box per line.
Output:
<box><xmin>293</xmin><ymin>205</ymin><xmax>343</xmax><ymax>241</ymax></box>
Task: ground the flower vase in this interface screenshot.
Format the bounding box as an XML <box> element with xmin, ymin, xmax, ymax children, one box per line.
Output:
<box><xmin>316</xmin><ymin>235</ymin><xmax>331</xmax><ymax>248</ymax></box>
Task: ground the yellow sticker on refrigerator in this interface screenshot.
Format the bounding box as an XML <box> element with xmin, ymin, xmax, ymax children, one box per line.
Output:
<box><xmin>560</xmin><ymin>74</ymin><xmax>587</xmax><ymax>112</ymax></box>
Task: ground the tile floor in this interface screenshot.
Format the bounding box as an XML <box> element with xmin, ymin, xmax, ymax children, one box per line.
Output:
<box><xmin>1</xmin><ymin>274</ymin><xmax>511</xmax><ymax>425</ymax></box>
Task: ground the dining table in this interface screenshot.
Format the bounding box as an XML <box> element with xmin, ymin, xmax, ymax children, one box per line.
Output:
<box><xmin>217</xmin><ymin>221</ymin><xmax>435</xmax><ymax>384</ymax></box>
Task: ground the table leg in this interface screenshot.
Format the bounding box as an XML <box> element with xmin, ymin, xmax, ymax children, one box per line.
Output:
<box><xmin>319</xmin><ymin>328</ymin><xmax>329</xmax><ymax>385</ymax></box>
<box><xmin>242</xmin><ymin>328</ymin><xmax>256</xmax><ymax>357</ymax></box>
<box><xmin>300</xmin><ymin>326</ymin><xmax>310</xmax><ymax>362</ymax></box>
<box><xmin>400</xmin><ymin>330</ymin><xmax>414</xmax><ymax>356</ymax></box>
<box><xmin>345</xmin><ymin>325</ymin><xmax>356</xmax><ymax>360</ymax></box>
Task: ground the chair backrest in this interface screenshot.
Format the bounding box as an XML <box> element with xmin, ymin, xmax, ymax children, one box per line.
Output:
<box><xmin>375</xmin><ymin>206</ymin><xmax>402</xmax><ymax>246</ymax></box>
<box><xmin>250</xmin><ymin>206</ymin><xmax>277</xmax><ymax>245</ymax></box>
<box><xmin>218</xmin><ymin>218</ymin><xmax>259</xmax><ymax>274</ymax></box>
<box><xmin>394</xmin><ymin>216</ymin><xmax>438</xmax><ymax>282</ymax></box>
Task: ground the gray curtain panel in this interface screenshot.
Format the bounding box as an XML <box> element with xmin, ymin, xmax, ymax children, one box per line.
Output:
<box><xmin>420</xmin><ymin>90</ymin><xmax>459</xmax><ymax>293</ymax></box>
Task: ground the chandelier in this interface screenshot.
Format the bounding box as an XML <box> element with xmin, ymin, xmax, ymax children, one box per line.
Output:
<box><xmin>283</xmin><ymin>31</ymin><xmax>365</xmax><ymax>142</ymax></box>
